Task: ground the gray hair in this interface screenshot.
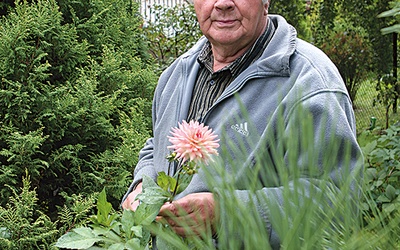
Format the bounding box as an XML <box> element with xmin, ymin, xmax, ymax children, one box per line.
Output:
<box><xmin>186</xmin><ymin>0</ymin><xmax>270</xmax><ymax>4</ymax></box>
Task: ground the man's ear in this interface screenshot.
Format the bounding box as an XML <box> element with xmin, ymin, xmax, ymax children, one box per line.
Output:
<box><xmin>264</xmin><ymin>1</ymin><xmax>269</xmax><ymax>16</ymax></box>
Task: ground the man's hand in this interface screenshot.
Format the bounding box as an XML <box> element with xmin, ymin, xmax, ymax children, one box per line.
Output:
<box><xmin>122</xmin><ymin>182</ymin><xmax>143</xmax><ymax>211</ymax></box>
<box><xmin>156</xmin><ymin>192</ymin><xmax>218</xmax><ymax>237</ymax></box>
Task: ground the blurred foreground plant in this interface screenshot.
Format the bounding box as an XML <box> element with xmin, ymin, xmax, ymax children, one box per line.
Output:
<box><xmin>55</xmin><ymin>118</ymin><xmax>400</xmax><ymax>249</ymax></box>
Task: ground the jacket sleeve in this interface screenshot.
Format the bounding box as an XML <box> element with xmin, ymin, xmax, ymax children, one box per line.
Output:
<box><xmin>214</xmin><ymin>91</ymin><xmax>364</xmax><ymax>249</ymax></box>
<box><xmin>122</xmin><ymin>137</ymin><xmax>158</xmax><ymax>201</ymax></box>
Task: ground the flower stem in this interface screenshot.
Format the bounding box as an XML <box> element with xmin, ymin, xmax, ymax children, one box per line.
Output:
<box><xmin>171</xmin><ymin>159</ymin><xmax>184</xmax><ymax>200</ymax></box>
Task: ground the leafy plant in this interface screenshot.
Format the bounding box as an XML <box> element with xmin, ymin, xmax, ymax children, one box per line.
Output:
<box><xmin>56</xmin><ymin>187</ymin><xmax>154</xmax><ymax>249</ymax></box>
<box><xmin>142</xmin><ymin>3</ymin><xmax>202</xmax><ymax>73</ymax></box>
<box><xmin>378</xmin><ymin>1</ymin><xmax>400</xmax><ymax>35</ymax></box>
<box><xmin>0</xmin><ymin>0</ymin><xmax>155</xmax><ymax>215</ymax></box>
<box><xmin>358</xmin><ymin>124</ymin><xmax>400</xmax><ymax>248</ymax></box>
<box><xmin>269</xmin><ymin>0</ymin><xmax>309</xmax><ymax>39</ymax></box>
<box><xmin>56</xmin><ymin>120</ymin><xmax>220</xmax><ymax>249</ymax></box>
<box><xmin>374</xmin><ymin>74</ymin><xmax>398</xmax><ymax>128</ymax></box>
<box><xmin>54</xmin><ymin>166</ymin><xmax>198</xmax><ymax>249</ymax></box>
<box><xmin>320</xmin><ymin>20</ymin><xmax>373</xmax><ymax>102</ymax></box>
<box><xmin>0</xmin><ymin>172</ymin><xmax>59</xmax><ymax>249</ymax></box>
<box><xmin>361</xmin><ymin>125</ymin><xmax>400</xmax><ymax>217</ymax></box>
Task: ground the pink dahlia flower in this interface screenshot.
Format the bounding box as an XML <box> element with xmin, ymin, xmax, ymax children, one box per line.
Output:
<box><xmin>168</xmin><ymin>120</ymin><xmax>219</xmax><ymax>164</ymax></box>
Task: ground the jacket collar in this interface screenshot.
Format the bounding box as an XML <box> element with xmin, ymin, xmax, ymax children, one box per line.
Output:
<box><xmin>182</xmin><ymin>14</ymin><xmax>297</xmax><ymax>78</ymax></box>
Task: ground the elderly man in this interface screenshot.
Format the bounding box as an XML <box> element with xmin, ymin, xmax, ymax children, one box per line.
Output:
<box><xmin>123</xmin><ymin>0</ymin><xmax>363</xmax><ymax>248</ymax></box>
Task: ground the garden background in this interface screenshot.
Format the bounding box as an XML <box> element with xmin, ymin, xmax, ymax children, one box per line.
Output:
<box><xmin>0</xmin><ymin>0</ymin><xmax>399</xmax><ymax>249</ymax></box>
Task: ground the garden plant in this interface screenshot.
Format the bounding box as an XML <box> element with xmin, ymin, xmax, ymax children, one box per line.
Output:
<box><xmin>0</xmin><ymin>0</ymin><xmax>399</xmax><ymax>249</ymax></box>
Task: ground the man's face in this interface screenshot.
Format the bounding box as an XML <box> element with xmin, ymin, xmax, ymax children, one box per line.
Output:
<box><xmin>193</xmin><ymin>0</ymin><xmax>269</xmax><ymax>48</ymax></box>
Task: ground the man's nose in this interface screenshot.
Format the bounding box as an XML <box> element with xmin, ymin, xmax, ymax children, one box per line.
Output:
<box><xmin>214</xmin><ymin>0</ymin><xmax>235</xmax><ymax>11</ymax></box>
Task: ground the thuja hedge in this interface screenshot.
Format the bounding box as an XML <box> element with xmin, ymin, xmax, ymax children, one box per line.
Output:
<box><xmin>0</xmin><ymin>0</ymin><xmax>156</xmax><ymax>216</ymax></box>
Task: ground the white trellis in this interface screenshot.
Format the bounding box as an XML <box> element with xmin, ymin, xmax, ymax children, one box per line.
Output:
<box><xmin>137</xmin><ymin>0</ymin><xmax>189</xmax><ymax>21</ymax></box>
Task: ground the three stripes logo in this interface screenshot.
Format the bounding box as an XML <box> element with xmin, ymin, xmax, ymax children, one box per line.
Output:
<box><xmin>231</xmin><ymin>122</ymin><xmax>249</xmax><ymax>137</ymax></box>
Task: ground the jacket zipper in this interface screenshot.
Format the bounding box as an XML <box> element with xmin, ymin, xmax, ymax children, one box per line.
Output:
<box><xmin>200</xmin><ymin>73</ymin><xmax>262</xmax><ymax>123</ymax></box>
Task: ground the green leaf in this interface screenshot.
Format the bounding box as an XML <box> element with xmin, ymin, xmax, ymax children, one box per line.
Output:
<box><xmin>121</xmin><ymin>209</ymin><xmax>136</xmax><ymax>238</ymax></box>
<box><xmin>96</xmin><ymin>188</ymin><xmax>114</xmax><ymax>227</ymax></box>
<box><xmin>0</xmin><ymin>227</ymin><xmax>11</xmax><ymax>239</ymax></box>
<box><xmin>130</xmin><ymin>226</ymin><xmax>143</xmax><ymax>238</ymax></box>
<box><xmin>55</xmin><ymin>227</ymin><xmax>103</xmax><ymax>249</ymax></box>
<box><xmin>382</xmin><ymin>202</ymin><xmax>398</xmax><ymax>214</ymax></box>
<box><xmin>125</xmin><ymin>238</ymin><xmax>142</xmax><ymax>250</ymax></box>
<box><xmin>175</xmin><ymin>173</ymin><xmax>193</xmax><ymax>194</ymax></box>
<box><xmin>91</xmin><ymin>226</ymin><xmax>120</xmax><ymax>242</ymax></box>
<box><xmin>376</xmin><ymin>194</ymin><xmax>391</xmax><ymax>203</ymax></box>
<box><xmin>108</xmin><ymin>243</ymin><xmax>126</xmax><ymax>250</ymax></box>
<box><xmin>365</xmin><ymin>168</ymin><xmax>377</xmax><ymax>181</ymax></box>
<box><xmin>363</xmin><ymin>140</ymin><xmax>377</xmax><ymax>155</ymax></box>
<box><xmin>374</xmin><ymin>180</ymin><xmax>384</xmax><ymax>187</ymax></box>
<box><xmin>360</xmin><ymin>202</ymin><xmax>370</xmax><ymax>211</ymax></box>
<box><xmin>385</xmin><ymin>184</ymin><xmax>397</xmax><ymax>201</ymax></box>
<box><xmin>142</xmin><ymin>175</ymin><xmax>159</xmax><ymax>189</ymax></box>
<box><xmin>134</xmin><ymin>203</ymin><xmax>161</xmax><ymax>226</ymax></box>
<box><xmin>137</xmin><ymin>187</ymin><xmax>170</xmax><ymax>205</ymax></box>
<box><xmin>157</xmin><ymin>171</ymin><xmax>177</xmax><ymax>192</ymax></box>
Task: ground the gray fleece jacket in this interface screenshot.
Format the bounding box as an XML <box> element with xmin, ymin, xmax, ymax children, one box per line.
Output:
<box><xmin>124</xmin><ymin>15</ymin><xmax>363</xmax><ymax>248</ymax></box>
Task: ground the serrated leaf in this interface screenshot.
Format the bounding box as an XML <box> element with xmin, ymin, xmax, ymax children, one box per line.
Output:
<box><xmin>121</xmin><ymin>209</ymin><xmax>136</xmax><ymax>237</ymax></box>
<box><xmin>55</xmin><ymin>228</ymin><xmax>103</xmax><ymax>249</ymax></box>
<box><xmin>142</xmin><ymin>175</ymin><xmax>159</xmax><ymax>189</ymax></box>
<box><xmin>137</xmin><ymin>187</ymin><xmax>170</xmax><ymax>205</ymax></box>
<box><xmin>134</xmin><ymin>203</ymin><xmax>161</xmax><ymax>226</ymax></box>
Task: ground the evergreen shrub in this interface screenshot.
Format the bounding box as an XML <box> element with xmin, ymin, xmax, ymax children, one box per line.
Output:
<box><xmin>0</xmin><ymin>173</ymin><xmax>59</xmax><ymax>249</ymax></box>
<box><xmin>0</xmin><ymin>0</ymin><xmax>156</xmax><ymax>218</ymax></box>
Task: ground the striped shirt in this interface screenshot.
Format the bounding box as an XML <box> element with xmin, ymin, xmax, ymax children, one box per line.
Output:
<box><xmin>187</xmin><ymin>17</ymin><xmax>276</xmax><ymax>122</ymax></box>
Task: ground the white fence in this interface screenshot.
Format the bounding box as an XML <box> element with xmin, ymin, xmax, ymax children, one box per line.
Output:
<box><xmin>137</xmin><ymin>0</ymin><xmax>189</xmax><ymax>21</ymax></box>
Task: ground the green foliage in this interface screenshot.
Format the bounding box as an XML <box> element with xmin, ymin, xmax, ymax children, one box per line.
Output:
<box><xmin>320</xmin><ymin>21</ymin><xmax>373</xmax><ymax>102</ymax></box>
<box><xmin>374</xmin><ymin>74</ymin><xmax>399</xmax><ymax>128</ymax></box>
<box><xmin>57</xmin><ymin>191</ymin><xmax>97</xmax><ymax>235</ymax></box>
<box><xmin>359</xmin><ymin>124</ymin><xmax>400</xmax><ymax>248</ymax></box>
<box><xmin>340</xmin><ymin>0</ymin><xmax>394</xmax><ymax>76</ymax></box>
<box><xmin>57</xmin><ymin>0</ymin><xmax>150</xmax><ymax>64</ymax></box>
<box><xmin>269</xmin><ymin>0</ymin><xmax>309</xmax><ymax>39</ymax></box>
<box><xmin>55</xmin><ymin>187</ymin><xmax>157</xmax><ymax>249</ymax></box>
<box><xmin>55</xmin><ymin>166</ymin><xmax>206</xmax><ymax>249</ymax></box>
<box><xmin>378</xmin><ymin>1</ymin><xmax>400</xmax><ymax>35</ymax></box>
<box><xmin>0</xmin><ymin>0</ymin><xmax>155</xmax><ymax>216</ymax></box>
<box><xmin>54</xmin><ymin>107</ymin><xmax>400</xmax><ymax>249</ymax></box>
<box><xmin>142</xmin><ymin>4</ymin><xmax>202</xmax><ymax>73</ymax></box>
<box><xmin>310</xmin><ymin>0</ymin><xmax>393</xmax><ymax>77</ymax></box>
<box><xmin>361</xmin><ymin>125</ymin><xmax>400</xmax><ymax>217</ymax></box>
<box><xmin>0</xmin><ymin>172</ymin><xmax>59</xmax><ymax>249</ymax></box>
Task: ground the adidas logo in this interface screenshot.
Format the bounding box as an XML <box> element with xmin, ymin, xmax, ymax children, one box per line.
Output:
<box><xmin>231</xmin><ymin>122</ymin><xmax>249</xmax><ymax>136</ymax></box>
